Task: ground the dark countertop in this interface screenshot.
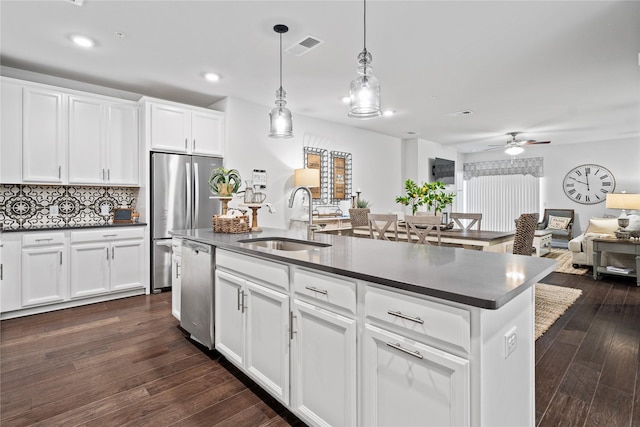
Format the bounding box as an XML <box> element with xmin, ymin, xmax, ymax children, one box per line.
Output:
<box><xmin>170</xmin><ymin>227</ymin><xmax>557</xmax><ymax>310</ymax></box>
<box><xmin>2</xmin><ymin>223</ymin><xmax>147</xmax><ymax>232</ymax></box>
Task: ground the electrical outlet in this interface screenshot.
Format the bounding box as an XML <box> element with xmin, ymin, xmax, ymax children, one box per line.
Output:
<box><xmin>504</xmin><ymin>326</ymin><xmax>518</xmax><ymax>359</ymax></box>
<box><xmin>49</xmin><ymin>205</ymin><xmax>59</xmax><ymax>218</ymax></box>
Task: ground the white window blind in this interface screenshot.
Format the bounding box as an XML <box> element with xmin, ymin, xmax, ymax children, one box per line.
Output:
<box><xmin>463</xmin><ymin>158</ymin><xmax>542</xmax><ymax>232</ymax></box>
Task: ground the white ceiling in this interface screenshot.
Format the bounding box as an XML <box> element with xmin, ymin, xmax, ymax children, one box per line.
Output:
<box><xmin>1</xmin><ymin>0</ymin><xmax>639</xmax><ymax>152</ymax></box>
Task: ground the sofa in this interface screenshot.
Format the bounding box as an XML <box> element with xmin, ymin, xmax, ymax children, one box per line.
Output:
<box><xmin>569</xmin><ymin>215</ymin><xmax>639</xmax><ymax>268</ymax></box>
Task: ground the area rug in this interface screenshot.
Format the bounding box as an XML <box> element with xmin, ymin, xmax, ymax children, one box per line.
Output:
<box><xmin>543</xmin><ymin>248</ymin><xmax>589</xmax><ymax>275</ymax></box>
<box><xmin>535</xmin><ymin>283</ymin><xmax>582</xmax><ymax>340</ymax></box>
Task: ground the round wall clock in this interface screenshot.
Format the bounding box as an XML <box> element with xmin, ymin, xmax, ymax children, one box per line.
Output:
<box><xmin>562</xmin><ymin>164</ymin><xmax>615</xmax><ymax>204</ymax></box>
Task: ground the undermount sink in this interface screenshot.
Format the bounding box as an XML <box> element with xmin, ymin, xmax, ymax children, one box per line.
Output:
<box><xmin>237</xmin><ymin>237</ymin><xmax>331</xmax><ymax>252</ymax></box>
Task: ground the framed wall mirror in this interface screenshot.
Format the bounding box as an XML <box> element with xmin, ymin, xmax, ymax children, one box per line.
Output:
<box><xmin>303</xmin><ymin>146</ymin><xmax>329</xmax><ymax>204</ymax></box>
<box><xmin>330</xmin><ymin>151</ymin><xmax>352</xmax><ymax>203</ymax></box>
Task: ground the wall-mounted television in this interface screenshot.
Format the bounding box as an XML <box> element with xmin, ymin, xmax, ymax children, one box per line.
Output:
<box><xmin>432</xmin><ymin>157</ymin><xmax>455</xmax><ymax>185</ymax></box>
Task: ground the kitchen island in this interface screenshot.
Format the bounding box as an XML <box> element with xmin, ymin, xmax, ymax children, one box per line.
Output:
<box><xmin>171</xmin><ymin>227</ymin><xmax>556</xmax><ymax>427</ymax></box>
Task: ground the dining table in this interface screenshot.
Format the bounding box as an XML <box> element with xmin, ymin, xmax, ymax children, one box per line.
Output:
<box><xmin>351</xmin><ymin>224</ymin><xmax>515</xmax><ymax>252</ymax></box>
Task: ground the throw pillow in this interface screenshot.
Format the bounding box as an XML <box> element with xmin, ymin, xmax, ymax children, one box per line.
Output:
<box><xmin>584</xmin><ymin>217</ymin><xmax>619</xmax><ymax>234</ymax></box>
<box><xmin>547</xmin><ymin>215</ymin><xmax>571</xmax><ymax>230</ymax></box>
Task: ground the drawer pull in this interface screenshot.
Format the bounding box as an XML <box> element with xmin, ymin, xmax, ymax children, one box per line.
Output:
<box><xmin>387</xmin><ymin>310</ymin><xmax>424</xmax><ymax>324</ymax></box>
<box><xmin>305</xmin><ymin>286</ymin><xmax>328</xmax><ymax>295</ymax></box>
<box><xmin>103</xmin><ymin>234</ymin><xmax>117</xmax><ymax>238</ymax></box>
<box><xmin>386</xmin><ymin>342</ymin><xmax>423</xmax><ymax>359</ymax></box>
<box><xmin>35</xmin><ymin>238</ymin><xmax>53</xmax><ymax>242</ymax></box>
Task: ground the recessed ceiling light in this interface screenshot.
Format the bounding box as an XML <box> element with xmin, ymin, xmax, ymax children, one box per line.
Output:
<box><xmin>382</xmin><ymin>110</ymin><xmax>395</xmax><ymax>117</ymax></box>
<box><xmin>71</xmin><ymin>35</ymin><xmax>95</xmax><ymax>48</ymax></box>
<box><xmin>204</xmin><ymin>72</ymin><xmax>221</xmax><ymax>82</ymax></box>
<box><xmin>340</xmin><ymin>96</ymin><xmax>350</xmax><ymax>104</ymax></box>
<box><xmin>114</xmin><ymin>32</ymin><xmax>126</xmax><ymax>39</ymax></box>
<box><xmin>406</xmin><ymin>131</ymin><xmax>419</xmax><ymax>135</ymax></box>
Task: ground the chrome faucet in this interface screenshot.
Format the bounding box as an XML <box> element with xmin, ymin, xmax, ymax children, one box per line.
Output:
<box><xmin>289</xmin><ymin>186</ymin><xmax>317</xmax><ymax>240</ymax></box>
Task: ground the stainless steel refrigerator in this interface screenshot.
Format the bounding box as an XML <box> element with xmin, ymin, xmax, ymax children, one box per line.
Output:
<box><xmin>151</xmin><ymin>152</ymin><xmax>222</xmax><ymax>292</ymax></box>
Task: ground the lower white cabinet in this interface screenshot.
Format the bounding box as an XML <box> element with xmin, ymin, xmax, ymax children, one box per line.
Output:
<box><xmin>0</xmin><ymin>234</ymin><xmax>22</xmax><ymax>312</ymax></box>
<box><xmin>70</xmin><ymin>229</ymin><xmax>144</xmax><ymax>298</ymax></box>
<box><xmin>362</xmin><ymin>324</ymin><xmax>470</xmax><ymax>427</ymax></box>
<box><xmin>171</xmin><ymin>238</ymin><xmax>182</xmax><ymax>320</ymax></box>
<box><xmin>21</xmin><ymin>232</ymin><xmax>68</xmax><ymax>307</ymax></box>
<box><xmin>215</xmin><ymin>268</ymin><xmax>290</xmax><ymax>405</ymax></box>
<box><xmin>291</xmin><ymin>299</ymin><xmax>356</xmax><ymax>427</ymax></box>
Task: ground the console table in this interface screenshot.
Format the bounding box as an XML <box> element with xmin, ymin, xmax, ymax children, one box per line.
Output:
<box><xmin>592</xmin><ymin>238</ymin><xmax>640</xmax><ymax>286</ymax></box>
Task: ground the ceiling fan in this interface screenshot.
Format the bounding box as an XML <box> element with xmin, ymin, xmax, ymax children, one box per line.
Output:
<box><xmin>487</xmin><ymin>132</ymin><xmax>551</xmax><ymax>155</ymax></box>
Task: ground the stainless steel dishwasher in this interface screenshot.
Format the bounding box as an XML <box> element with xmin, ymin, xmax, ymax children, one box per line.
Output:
<box><xmin>180</xmin><ymin>240</ymin><xmax>215</xmax><ymax>349</ymax></box>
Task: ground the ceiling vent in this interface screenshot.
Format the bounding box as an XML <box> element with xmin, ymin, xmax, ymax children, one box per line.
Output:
<box><xmin>286</xmin><ymin>35</ymin><xmax>324</xmax><ymax>56</ymax></box>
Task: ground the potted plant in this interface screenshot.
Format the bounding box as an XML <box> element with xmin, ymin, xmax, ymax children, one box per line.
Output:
<box><xmin>395</xmin><ymin>179</ymin><xmax>455</xmax><ymax>215</ymax></box>
<box><xmin>208</xmin><ymin>167</ymin><xmax>242</xmax><ymax>197</ymax></box>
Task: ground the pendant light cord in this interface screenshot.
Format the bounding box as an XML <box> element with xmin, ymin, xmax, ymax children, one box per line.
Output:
<box><xmin>279</xmin><ymin>32</ymin><xmax>283</xmax><ymax>89</ymax></box>
<box><xmin>363</xmin><ymin>0</ymin><xmax>367</xmax><ymax>53</ymax></box>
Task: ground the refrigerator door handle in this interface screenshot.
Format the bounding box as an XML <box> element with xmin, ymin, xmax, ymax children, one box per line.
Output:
<box><xmin>185</xmin><ymin>162</ymin><xmax>192</xmax><ymax>229</ymax></box>
<box><xmin>194</xmin><ymin>162</ymin><xmax>200</xmax><ymax>225</ymax></box>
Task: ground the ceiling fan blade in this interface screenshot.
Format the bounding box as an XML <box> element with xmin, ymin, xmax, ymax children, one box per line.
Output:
<box><xmin>483</xmin><ymin>146</ymin><xmax>503</xmax><ymax>151</ymax></box>
<box><xmin>523</xmin><ymin>140</ymin><xmax>551</xmax><ymax>145</ymax></box>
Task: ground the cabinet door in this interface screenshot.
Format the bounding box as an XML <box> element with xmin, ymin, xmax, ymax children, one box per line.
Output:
<box><xmin>22</xmin><ymin>245</ymin><xmax>67</xmax><ymax>306</ymax></box>
<box><xmin>23</xmin><ymin>86</ymin><xmax>65</xmax><ymax>183</ymax></box>
<box><xmin>1</xmin><ymin>81</ymin><xmax>22</xmax><ymax>183</ymax></box>
<box><xmin>362</xmin><ymin>324</ymin><xmax>470</xmax><ymax>427</ymax></box>
<box><xmin>149</xmin><ymin>103</ymin><xmax>189</xmax><ymax>152</ymax></box>
<box><xmin>214</xmin><ymin>270</ymin><xmax>245</xmax><ymax>367</ymax></box>
<box><xmin>191</xmin><ymin>110</ymin><xmax>224</xmax><ymax>156</ymax></box>
<box><xmin>292</xmin><ymin>299</ymin><xmax>356</xmax><ymax>427</ymax></box>
<box><xmin>107</xmin><ymin>103</ymin><xmax>139</xmax><ymax>185</ymax></box>
<box><xmin>0</xmin><ymin>236</ymin><xmax>22</xmax><ymax>313</ymax></box>
<box><xmin>171</xmin><ymin>253</ymin><xmax>181</xmax><ymax>320</ymax></box>
<box><xmin>110</xmin><ymin>239</ymin><xmax>144</xmax><ymax>291</ymax></box>
<box><xmin>68</xmin><ymin>95</ymin><xmax>104</xmax><ymax>184</ymax></box>
<box><xmin>70</xmin><ymin>242</ymin><xmax>109</xmax><ymax>298</ymax></box>
<box><xmin>244</xmin><ymin>280</ymin><xmax>290</xmax><ymax>405</ymax></box>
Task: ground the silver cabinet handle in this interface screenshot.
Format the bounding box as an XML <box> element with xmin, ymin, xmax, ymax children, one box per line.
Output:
<box><xmin>59</xmin><ymin>252</ymin><xmax>62</xmax><ymax>265</ymax></box>
<box><xmin>184</xmin><ymin>137</ymin><xmax>188</xmax><ymax>150</ymax></box>
<box><xmin>103</xmin><ymin>234</ymin><xmax>117</xmax><ymax>238</ymax></box>
<box><xmin>237</xmin><ymin>287</ymin><xmax>241</xmax><ymax>311</ymax></box>
<box><xmin>107</xmin><ymin>168</ymin><xmax>110</xmax><ymax>181</ymax></box>
<box><xmin>58</xmin><ymin>166</ymin><xmax>61</xmax><ymax>179</ymax></box>
<box><xmin>387</xmin><ymin>310</ymin><xmax>424</xmax><ymax>324</ymax></box>
<box><xmin>193</xmin><ymin>138</ymin><xmax>196</xmax><ymax>151</ymax></box>
<box><xmin>241</xmin><ymin>290</ymin><xmax>246</xmax><ymax>314</ymax></box>
<box><xmin>175</xmin><ymin>263</ymin><xmax>180</xmax><ymax>279</ymax></box>
<box><xmin>305</xmin><ymin>286</ymin><xmax>328</xmax><ymax>295</ymax></box>
<box><xmin>289</xmin><ymin>311</ymin><xmax>296</xmax><ymax>340</ymax></box>
<box><xmin>35</xmin><ymin>238</ymin><xmax>53</xmax><ymax>242</ymax></box>
<box><xmin>193</xmin><ymin>162</ymin><xmax>200</xmax><ymax>225</ymax></box>
<box><xmin>1</xmin><ymin>264</ymin><xmax>3</xmax><ymax>280</ymax></box>
<box><xmin>102</xmin><ymin>169</ymin><xmax>105</xmax><ymax>181</ymax></box>
<box><xmin>111</xmin><ymin>247</ymin><xmax>115</xmax><ymax>259</ymax></box>
<box><xmin>386</xmin><ymin>342</ymin><xmax>423</xmax><ymax>359</ymax></box>
<box><xmin>106</xmin><ymin>247</ymin><xmax>109</xmax><ymax>260</ymax></box>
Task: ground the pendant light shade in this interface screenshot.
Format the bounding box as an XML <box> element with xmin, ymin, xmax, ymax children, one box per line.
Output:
<box><xmin>348</xmin><ymin>0</ymin><xmax>381</xmax><ymax>119</ymax></box>
<box><xmin>269</xmin><ymin>24</ymin><xmax>293</xmax><ymax>138</ymax></box>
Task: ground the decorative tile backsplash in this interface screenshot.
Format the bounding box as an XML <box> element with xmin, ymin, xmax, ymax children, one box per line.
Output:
<box><xmin>0</xmin><ymin>185</ymin><xmax>138</xmax><ymax>229</ymax></box>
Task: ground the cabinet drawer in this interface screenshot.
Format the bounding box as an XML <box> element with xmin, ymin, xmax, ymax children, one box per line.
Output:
<box><xmin>292</xmin><ymin>267</ymin><xmax>356</xmax><ymax>315</ymax></box>
<box><xmin>22</xmin><ymin>232</ymin><xmax>65</xmax><ymax>247</ymax></box>
<box><xmin>216</xmin><ymin>249</ymin><xmax>288</xmax><ymax>291</ymax></box>
<box><xmin>70</xmin><ymin>227</ymin><xmax>144</xmax><ymax>243</ymax></box>
<box><xmin>364</xmin><ymin>285</ymin><xmax>470</xmax><ymax>353</ymax></box>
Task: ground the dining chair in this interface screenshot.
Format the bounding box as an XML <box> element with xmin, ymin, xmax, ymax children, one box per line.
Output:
<box><xmin>367</xmin><ymin>213</ymin><xmax>398</xmax><ymax>241</ymax></box>
<box><xmin>513</xmin><ymin>213</ymin><xmax>539</xmax><ymax>255</ymax></box>
<box><xmin>450</xmin><ymin>213</ymin><xmax>482</xmax><ymax>231</ymax></box>
<box><xmin>404</xmin><ymin>215</ymin><xmax>442</xmax><ymax>246</ymax></box>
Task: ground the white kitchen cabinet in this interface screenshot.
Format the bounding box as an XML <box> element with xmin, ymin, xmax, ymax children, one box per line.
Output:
<box><xmin>291</xmin><ymin>299</ymin><xmax>356</xmax><ymax>427</ymax></box>
<box><xmin>146</xmin><ymin>99</ymin><xmax>224</xmax><ymax>156</ymax></box>
<box><xmin>171</xmin><ymin>238</ymin><xmax>182</xmax><ymax>320</ymax></box>
<box><xmin>0</xmin><ymin>233</ymin><xmax>22</xmax><ymax>312</ymax></box>
<box><xmin>70</xmin><ymin>228</ymin><xmax>144</xmax><ymax>298</ymax></box>
<box><xmin>22</xmin><ymin>86</ymin><xmax>66</xmax><ymax>183</ymax></box>
<box><xmin>362</xmin><ymin>324</ymin><xmax>470</xmax><ymax>427</ymax></box>
<box><xmin>21</xmin><ymin>232</ymin><xmax>68</xmax><ymax>307</ymax></box>
<box><xmin>68</xmin><ymin>95</ymin><xmax>139</xmax><ymax>185</ymax></box>
<box><xmin>215</xmin><ymin>250</ymin><xmax>290</xmax><ymax>405</ymax></box>
<box><xmin>1</xmin><ymin>80</ymin><xmax>23</xmax><ymax>183</ymax></box>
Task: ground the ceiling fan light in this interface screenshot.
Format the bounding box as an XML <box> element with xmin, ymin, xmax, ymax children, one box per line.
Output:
<box><xmin>505</xmin><ymin>146</ymin><xmax>524</xmax><ymax>156</ymax></box>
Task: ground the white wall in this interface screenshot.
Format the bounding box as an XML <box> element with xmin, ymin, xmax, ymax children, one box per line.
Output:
<box><xmin>462</xmin><ymin>137</ymin><xmax>640</xmax><ymax>235</ymax></box>
<box><xmin>211</xmin><ymin>97</ymin><xmax>402</xmax><ymax>229</ymax></box>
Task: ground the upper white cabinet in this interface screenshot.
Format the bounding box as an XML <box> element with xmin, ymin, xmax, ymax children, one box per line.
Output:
<box><xmin>68</xmin><ymin>94</ymin><xmax>139</xmax><ymax>185</ymax></box>
<box><xmin>22</xmin><ymin>86</ymin><xmax>66</xmax><ymax>183</ymax></box>
<box><xmin>0</xmin><ymin>80</ymin><xmax>23</xmax><ymax>183</ymax></box>
<box><xmin>1</xmin><ymin>78</ymin><xmax>140</xmax><ymax>186</ymax></box>
<box><xmin>145</xmin><ymin>99</ymin><xmax>224</xmax><ymax>156</ymax></box>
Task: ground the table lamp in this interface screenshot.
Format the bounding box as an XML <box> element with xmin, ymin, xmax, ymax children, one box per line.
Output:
<box><xmin>606</xmin><ymin>192</ymin><xmax>640</xmax><ymax>232</ymax></box>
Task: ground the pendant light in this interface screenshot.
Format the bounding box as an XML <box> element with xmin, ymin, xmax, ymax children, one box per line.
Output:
<box><xmin>268</xmin><ymin>24</ymin><xmax>293</xmax><ymax>138</ymax></box>
<box><xmin>348</xmin><ymin>0</ymin><xmax>381</xmax><ymax>119</ymax></box>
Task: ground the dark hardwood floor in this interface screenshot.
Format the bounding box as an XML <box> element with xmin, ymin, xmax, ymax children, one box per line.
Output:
<box><xmin>1</xmin><ymin>270</ymin><xmax>638</xmax><ymax>426</ymax></box>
